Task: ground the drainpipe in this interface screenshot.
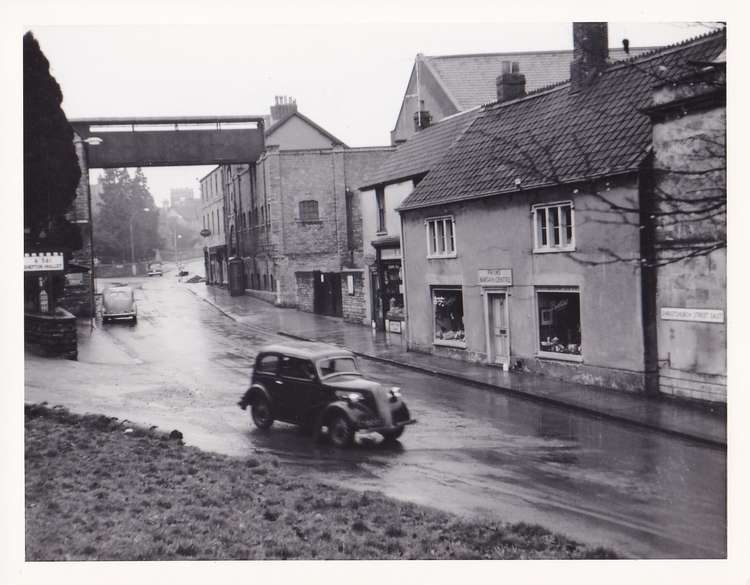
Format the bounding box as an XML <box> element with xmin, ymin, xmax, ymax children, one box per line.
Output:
<box><xmin>638</xmin><ymin>155</ymin><xmax>659</xmax><ymax>395</ymax></box>
<box><xmin>399</xmin><ymin>210</ymin><xmax>410</xmax><ymax>348</ymax></box>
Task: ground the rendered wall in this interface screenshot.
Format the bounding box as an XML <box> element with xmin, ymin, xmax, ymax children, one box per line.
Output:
<box><xmin>266</xmin><ymin>116</ymin><xmax>338</xmax><ymax>150</ymax></box>
<box><xmin>652</xmin><ymin>103</ymin><xmax>726</xmax><ymax>402</ymax></box>
<box><xmin>401</xmin><ymin>178</ymin><xmax>649</xmax><ymax>392</ymax></box>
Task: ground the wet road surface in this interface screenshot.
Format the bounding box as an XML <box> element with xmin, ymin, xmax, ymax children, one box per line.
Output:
<box><xmin>25</xmin><ymin>262</ymin><xmax>726</xmax><ymax>559</ymax></box>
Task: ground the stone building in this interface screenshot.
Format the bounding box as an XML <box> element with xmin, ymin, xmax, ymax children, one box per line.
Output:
<box><xmin>220</xmin><ymin>97</ymin><xmax>393</xmax><ymax>321</ymax></box>
<box><xmin>397</xmin><ymin>24</ymin><xmax>725</xmax><ymax>398</ymax></box>
<box><xmin>250</xmin><ymin>145</ymin><xmax>392</xmax><ymax>321</ymax></box>
<box><xmin>200</xmin><ymin>166</ymin><xmax>227</xmax><ymax>285</ymax></box>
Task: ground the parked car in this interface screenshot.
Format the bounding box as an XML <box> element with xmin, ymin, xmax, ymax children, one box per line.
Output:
<box><xmin>147</xmin><ymin>262</ymin><xmax>163</xmax><ymax>277</ymax></box>
<box><xmin>238</xmin><ymin>342</ymin><xmax>415</xmax><ymax>447</ymax></box>
<box><xmin>101</xmin><ymin>285</ymin><xmax>137</xmax><ymax>323</ymax></box>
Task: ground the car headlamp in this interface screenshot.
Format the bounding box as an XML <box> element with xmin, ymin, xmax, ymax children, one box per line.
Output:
<box><xmin>389</xmin><ymin>387</ymin><xmax>402</xmax><ymax>398</ymax></box>
<box><xmin>337</xmin><ymin>391</ymin><xmax>364</xmax><ymax>403</ymax></box>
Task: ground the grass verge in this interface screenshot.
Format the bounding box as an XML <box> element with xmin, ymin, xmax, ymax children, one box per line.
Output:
<box><xmin>25</xmin><ymin>403</ymin><xmax>617</xmax><ymax>560</ymax></box>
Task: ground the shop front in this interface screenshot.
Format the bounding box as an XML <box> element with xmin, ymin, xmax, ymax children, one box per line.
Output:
<box><xmin>207</xmin><ymin>245</ymin><xmax>227</xmax><ymax>286</ymax></box>
<box><xmin>371</xmin><ymin>236</ymin><xmax>405</xmax><ymax>333</ymax></box>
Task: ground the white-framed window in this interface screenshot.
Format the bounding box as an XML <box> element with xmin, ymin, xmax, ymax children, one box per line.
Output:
<box><xmin>532</xmin><ymin>201</ymin><xmax>575</xmax><ymax>252</ymax></box>
<box><xmin>432</xmin><ymin>287</ymin><xmax>466</xmax><ymax>348</ymax></box>
<box><xmin>425</xmin><ymin>216</ymin><xmax>456</xmax><ymax>258</ymax></box>
<box><xmin>376</xmin><ymin>187</ymin><xmax>386</xmax><ymax>233</ymax></box>
<box><xmin>536</xmin><ymin>287</ymin><xmax>582</xmax><ymax>361</ymax></box>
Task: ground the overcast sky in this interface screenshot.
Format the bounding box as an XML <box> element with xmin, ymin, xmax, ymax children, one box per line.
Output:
<box><xmin>28</xmin><ymin>22</ymin><xmax>712</xmax><ymax>207</ymax></box>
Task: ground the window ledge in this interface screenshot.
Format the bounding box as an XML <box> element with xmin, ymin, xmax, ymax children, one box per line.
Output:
<box><xmin>434</xmin><ymin>339</ymin><xmax>467</xmax><ymax>349</ymax></box>
<box><xmin>296</xmin><ymin>219</ymin><xmax>323</xmax><ymax>225</ymax></box>
<box><xmin>533</xmin><ymin>246</ymin><xmax>576</xmax><ymax>254</ymax></box>
<box><xmin>536</xmin><ymin>351</ymin><xmax>583</xmax><ymax>363</ymax></box>
<box><xmin>376</xmin><ymin>230</ymin><xmax>388</xmax><ymax>236</ymax></box>
<box><xmin>427</xmin><ymin>253</ymin><xmax>458</xmax><ymax>260</ymax></box>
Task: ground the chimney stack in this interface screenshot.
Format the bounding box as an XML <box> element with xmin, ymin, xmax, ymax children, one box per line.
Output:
<box><xmin>269</xmin><ymin>95</ymin><xmax>298</xmax><ymax>123</ymax></box>
<box><xmin>496</xmin><ymin>61</ymin><xmax>526</xmax><ymax>102</ymax></box>
<box><xmin>570</xmin><ymin>22</ymin><xmax>609</xmax><ymax>93</ymax></box>
<box><xmin>413</xmin><ymin>100</ymin><xmax>432</xmax><ymax>132</ymax></box>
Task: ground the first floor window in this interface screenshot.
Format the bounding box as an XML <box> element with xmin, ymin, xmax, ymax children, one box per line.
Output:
<box><xmin>537</xmin><ymin>288</ymin><xmax>581</xmax><ymax>356</ymax></box>
<box><xmin>533</xmin><ymin>201</ymin><xmax>574</xmax><ymax>251</ymax></box>
<box><xmin>426</xmin><ymin>216</ymin><xmax>456</xmax><ymax>258</ymax></box>
<box><xmin>376</xmin><ymin>187</ymin><xmax>386</xmax><ymax>233</ymax></box>
<box><xmin>432</xmin><ymin>288</ymin><xmax>465</xmax><ymax>346</ymax></box>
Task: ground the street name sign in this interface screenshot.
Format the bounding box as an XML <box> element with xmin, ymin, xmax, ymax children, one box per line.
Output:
<box><xmin>660</xmin><ymin>307</ymin><xmax>724</xmax><ymax>323</ymax></box>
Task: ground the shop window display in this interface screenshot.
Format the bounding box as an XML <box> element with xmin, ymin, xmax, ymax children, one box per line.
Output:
<box><xmin>537</xmin><ymin>290</ymin><xmax>581</xmax><ymax>355</ymax></box>
<box><xmin>433</xmin><ymin>288</ymin><xmax>465</xmax><ymax>345</ymax></box>
<box><xmin>383</xmin><ymin>261</ymin><xmax>404</xmax><ymax>320</ymax></box>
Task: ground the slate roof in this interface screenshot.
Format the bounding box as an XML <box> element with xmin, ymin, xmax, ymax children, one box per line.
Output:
<box><xmin>360</xmin><ymin>108</ymin><xmax>481</xmax><ymax>189</ymax></box>
<box><xmin>400</xmin><ymin>30</ymin><xmax>725</xmax><ymax>211</ymax></box>
<box><xmin>421</xmin><ymin>47</ymin><xmax>656</xmax><ymax>111</ymax></box>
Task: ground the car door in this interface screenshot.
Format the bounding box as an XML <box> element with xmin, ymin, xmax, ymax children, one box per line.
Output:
<box><xmin>279</xmin><ymin>357</ymin><xmax>327</xmax><ymax>424</ymax></box>
<box><xmin>254</xmin><ymin>353</ymin><xmax>288</xmax><ymax>419</ymax></box>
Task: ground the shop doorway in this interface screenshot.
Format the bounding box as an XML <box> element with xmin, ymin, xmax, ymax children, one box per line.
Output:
<box><xmin>313</xmin><ymin>271</ymin><xmax>342</xmax><ymax>317</ymax></box>
<box><xmin>486</xmin><ymin>291</ymin><xmax>509</xmax><ymax>368</ymax></box>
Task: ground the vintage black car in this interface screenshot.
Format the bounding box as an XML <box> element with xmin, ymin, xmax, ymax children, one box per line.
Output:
<box><xmin>238</xmin><ymin>342</ymin><xmax>415</xmax><ymax>447</ymax></box>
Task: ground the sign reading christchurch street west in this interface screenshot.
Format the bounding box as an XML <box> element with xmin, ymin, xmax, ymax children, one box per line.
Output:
<box><xmin>478</xmin><ymin>269</ymin><xmax>512</xmax><ymax>286</ymax></box>
<box><xmin>24</xmin><ymin>252</ymin><xmax>64</xmax><ymax>272</ymax></box>
<box><xmin>660</xmin><ymin>307</ymin><xmax>725</xmax><ymax>323</ymax></box>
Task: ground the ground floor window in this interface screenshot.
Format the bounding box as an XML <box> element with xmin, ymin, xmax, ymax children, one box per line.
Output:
<box><xmin>432</xmin><ymin>287</ymin><xmax>465</xmax><ymax>347</ymax></box>
<box><xmin>537</xmin><ymin>288</ymin><xmax>581</xmax><ymax>356</ymax></box>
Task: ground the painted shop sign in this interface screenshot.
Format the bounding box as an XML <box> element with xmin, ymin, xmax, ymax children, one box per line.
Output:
<box><xmin>660</xmin><ymin>307</ymin><xmax>724</xmax><ymax>323</ymax></box>
<box><xmin>478</xmin><ymin>269</ymin><xmax>512</xmax><ymax>286</ymax></box>
<box><xmin>24</xmin><ymin>252</ymin><xmax>64</xmax><ymax>272</ymax></box>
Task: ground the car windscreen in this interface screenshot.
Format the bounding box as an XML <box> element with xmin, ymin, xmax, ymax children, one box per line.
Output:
<box><xmin>317</xmin><ymin>356</ymin><xmax>360</xmax><ymax>378</ymax></box>
<box><xmin>105</xmin><ymin>290</ymin><xmax>131</xmax><ymax>299</ymax></box>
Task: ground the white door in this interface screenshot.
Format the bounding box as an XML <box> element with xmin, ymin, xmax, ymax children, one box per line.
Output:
<box><xmin>488</xmin><ymin>293</ymin><xmax>509</xmax><ymax>365</ymax></box>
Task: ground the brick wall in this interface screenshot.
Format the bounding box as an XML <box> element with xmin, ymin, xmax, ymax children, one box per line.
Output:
<box><xmin>25</xmin><ymin>309</ymin><xmax>77</xmax><ymax>360</ymax></box>
<box><xmin>243</xmin><ymin>146</ymin><xmax>392</xmax><ymax>312</ymax></box>
<box><xmin>295</xmin><ymin>271</ymin><xmax>315</xmax><ymax>313</ymax></box>
<box><xmin>341</xmin><ymin>271</ymin><xmax>366</xmax><ymax>323</ymax></box>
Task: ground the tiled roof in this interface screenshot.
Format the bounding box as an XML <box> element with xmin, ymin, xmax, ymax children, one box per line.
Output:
<box><xmin>360</xmin><ymin>108</ymin><xmax>481</xmax><ymax>189</ymax></box>
<box><xmin>400</xmin><ymin>31</ymin><xmax>725</xmax><ymax>211</ymax></box>
<box><xmin>424</xmin><ymin>47</ymin><xmax>655</xmax><ymax>111</ymax></box>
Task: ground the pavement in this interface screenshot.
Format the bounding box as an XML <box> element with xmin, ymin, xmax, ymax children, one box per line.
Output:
<box><xmin>183</xmin><ymin>282</ymin><xmax>727</xmax><ymax>448</ymax></box>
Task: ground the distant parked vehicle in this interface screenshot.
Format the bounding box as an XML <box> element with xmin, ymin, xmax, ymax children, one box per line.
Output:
<box><xmin>101</xmin><ymin>285</ymin><xmax>137</xmax><ymax>323</ymax></box>
<box><xmin>239</xmin><ymin>342</ymin><xmax>416</xmax><ymax>447</ymax></box>
<box><xmin>147</xmin><ymin>262</ymin><xmax>163</xmax><ymax>277</ymax></box>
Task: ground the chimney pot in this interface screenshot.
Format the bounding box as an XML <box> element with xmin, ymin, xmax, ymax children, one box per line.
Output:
<box><xmin>269</xmin><ymin>95</ymin><xmax>299</xmax><ymax>123</ymax></box>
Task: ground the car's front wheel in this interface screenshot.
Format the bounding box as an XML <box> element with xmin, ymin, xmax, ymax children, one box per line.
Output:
<box><xmin>328</xmin><ymin>413</ymin><xmax>354</xmax><ymax>448</ymax></box>
<box><xmin>251</xmin><ymin>397</ymin><xmax>274</xmax><ymax>430</ymax></box>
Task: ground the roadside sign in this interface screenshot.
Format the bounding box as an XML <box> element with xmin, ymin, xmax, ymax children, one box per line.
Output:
<box><xmin>24</xmin><ymin>252</ymin><xmax>64</xmax><ymax>272</ymax></box>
